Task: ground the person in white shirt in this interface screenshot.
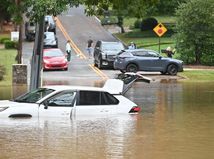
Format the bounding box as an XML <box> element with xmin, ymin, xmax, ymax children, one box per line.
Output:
<box><xmin>66</xmin><ymin>40</ymin><xmax>72</xmax><ymax>61</ymax></box>
<box><xmin>128</xmin><ymin>42</ymin><xmax>136</xmax><ymax>50</ymax></box>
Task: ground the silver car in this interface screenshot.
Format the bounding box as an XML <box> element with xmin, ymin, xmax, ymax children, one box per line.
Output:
<box><xmin>114</xmin><ymin>49</ymin><xmax>183</xmax><ymax>75</ymax></box>
<box><xmin>43</xmin><ymin>32</ymin><xmax>58</xmax><ymax>48</ymax></box>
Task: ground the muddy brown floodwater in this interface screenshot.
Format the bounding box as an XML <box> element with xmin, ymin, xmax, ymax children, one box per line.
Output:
<box><xmin>0</xmin><ymin>81</ymin><xmax>214</xmax><ymax>159</ymax></box>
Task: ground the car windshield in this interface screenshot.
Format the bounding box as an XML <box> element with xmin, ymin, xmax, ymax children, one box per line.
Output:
<box><xmin>13</xmin><ymin>88</ymin><xmax>55</xmax><ymax>103</ymax></box>
<box><xmin>44</xmin><ymin>49</ymin><xmax>64</xmax><ymax>57</ymax></box>
<box><xmin>148</xmin><ymin>51</ymin><xmax>159</xmax><ymax>57</ymax></box>
<box><xmin>44</xmin><ymin>32</ymin><xmax>54</xmax><ymax>40</ymax></box>
<box><xmin>102</xmin><ymin>43</ymin><xmax>124</xmax><ymax>51</ymax></box>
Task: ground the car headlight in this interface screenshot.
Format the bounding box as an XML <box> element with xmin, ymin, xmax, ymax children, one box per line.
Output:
<box><xmin>0</xmin><ymin>107</ymin><xmax>9</xmax><ymax>112</ymax></box>
<box><xmin>43</xmin><ymin>60</ymin><xmax>50</xmax><ymax>64</ymax></box>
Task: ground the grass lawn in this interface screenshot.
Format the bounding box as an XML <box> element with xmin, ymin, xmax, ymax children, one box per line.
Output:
<box><xmin>0</xmin><ymin>49</ymin><xmax>17</xmax><ymax>86</ymax></box>
<box><xmin>179</xmin><ymin>70</ymin><xmax>214</xmax><ymax>82</ymax></box>
<box><xmin>114</xmin><ymin>31</ymin><xmax>176</xmax><ymax>57</ymax></box>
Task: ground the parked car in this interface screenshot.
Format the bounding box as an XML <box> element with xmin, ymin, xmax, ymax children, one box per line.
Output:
<box><xmin>25</xmin><ymin>21</ymin><xmax>36</xmax><ymax>41</ymax></box>
<box><xmin>0</xmin><ymin>79</ymin><xmax>140</xmax><ymax>118</ymax></box>
<box><xmin>25</xmin><ymin>15</ymin><xmax>56</xmax><ymax>41</ymax></box>
<box><xmin>114</xmin><ymin>49</ymin><xmax>183</xmax><ymax>75</ymax></box>
<box><xmin>43</xmin><ymin>48</ymin><xmax>68</xmax><ymax>71</ymax></box>
<box><xmin>94</xmin><ymin>40</ymin><xmax>125</xmax><ymax>69</ymax></box>
<box><xmin>45</xmin><ymin>15</ymin><xmax>56</xmax><ymax>34</ymax></box>
<box><xmin>43</xmin><ymin>32</ymin><xmax>58</xmax><ymax>48</ymax></box>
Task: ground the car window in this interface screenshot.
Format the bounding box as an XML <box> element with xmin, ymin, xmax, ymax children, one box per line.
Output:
<box><xmin>44</xmin><ymin>32</ymin><xmax>55</xmax><ymax>39</ymax></box>
<box><xmin>148</xmin><ymin>51</ymin><xmax>159</xmax><ymax>57</ymax></box>
<box><xmin>44</xmin><ymin>49</ymin><xmax>63</xmax><ymax>57</ymax></box>
<box><xmin>77</xmin><ymin>91</ymin><xmax>118</xmax><ymax>106</ymax></box>
<box><xmin>101</xmin><ymin>92</ymin><xmax>119</xmax><ymax>105</ymax></box>
<box><xmin>46</xmin><ymin>91</ymin><xmax>76</xmax><ymax>107</ymax></box>
<box><xmin>132</xmin><ymin>51</ymin><xmax>148</xmax><ymax>57</ymax></box>
<box><xmin>13</xmin><ymin>88</ymin><xmax>55</xmax><ymax>103</ymax></box>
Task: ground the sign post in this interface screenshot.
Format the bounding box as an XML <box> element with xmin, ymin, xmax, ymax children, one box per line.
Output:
<box><xmin>153</xmin><ymin>23</ymin><xmax>167</xmax><ymax>53</ymax></box>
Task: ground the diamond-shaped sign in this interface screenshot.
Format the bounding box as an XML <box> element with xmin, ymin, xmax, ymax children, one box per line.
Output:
<box><xmin>153</xmin><ymin>23</ymin><xmax>167</xmax><ymax>37</ymax></box>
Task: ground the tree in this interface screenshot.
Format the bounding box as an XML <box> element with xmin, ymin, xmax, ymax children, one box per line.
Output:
<box><xmin>175</xmin><ymin>0</ymin><xmax>214</xmax><ymax>65</ymax></box>
<box><xmin>6</xmin><ymin>0</ymin><xmax>81</xmax><ymax>89</ymax></box>
<box><xmin>0</xmin><ymin>0</ymin><xmax>12</xmax><ymax>32</ymax></box>
<box><xmin>153</xmin><ymin>0</ymin><xmax>186</xmax><ymax>15</ymax></box>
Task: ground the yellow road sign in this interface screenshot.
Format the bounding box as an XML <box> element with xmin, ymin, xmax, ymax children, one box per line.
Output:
<box><xmin>153</xmin><ymin>23</ymin><xmax>167</xmax><ymax>37</ymax></box>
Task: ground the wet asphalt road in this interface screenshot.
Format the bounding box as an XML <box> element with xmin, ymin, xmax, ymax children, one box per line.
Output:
<box><xmin>23</xmin><ymin>6</ymin><xmax>121</xmax><ymax>87</ymax></box>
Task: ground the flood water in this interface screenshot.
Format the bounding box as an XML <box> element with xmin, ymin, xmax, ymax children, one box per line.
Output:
<box><xmin>0</xmin><ymin>81</ymin><xmax>214</xmax><ymax>159</ymax></box>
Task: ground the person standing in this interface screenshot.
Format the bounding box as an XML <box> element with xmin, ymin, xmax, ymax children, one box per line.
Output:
<box><xmin>87</xmin><ymin>37</ymin><xmax>93</xmax><ymax>58</ymax></box>
<box><xmin>128</xmin><ymin>42</ymin><xmax>137</xmax><ymax>50</ymax></box>
<box><xmin>66</xmin><ymin>40</ymin><xmax>72</xmax><ymax>61</ymax></box>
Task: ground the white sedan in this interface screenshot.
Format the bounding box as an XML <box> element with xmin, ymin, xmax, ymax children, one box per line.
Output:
<box><xmin>0</xmin><ymin>79</ymin><xmax>141</xmax><ymax>118</ymax></box>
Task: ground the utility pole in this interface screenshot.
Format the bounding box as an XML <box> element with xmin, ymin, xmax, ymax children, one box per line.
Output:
<box><xmin>29</xmin><ymin>16</ymin><xmax>45</xmax><ymax>91</ymax></box>
<box><xmin>15</xmin><ymin>0</ymin><xmax>22</xmax><ymax>64</ymax></box>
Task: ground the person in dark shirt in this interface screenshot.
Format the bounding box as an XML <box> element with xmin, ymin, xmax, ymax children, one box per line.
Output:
<box><xmin>87</xmin><ymin>37</ymin><xmax>93</xmax><ymax>58</ymax></box>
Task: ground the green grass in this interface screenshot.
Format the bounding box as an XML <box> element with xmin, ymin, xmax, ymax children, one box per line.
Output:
<box><xmin>114</xmin><ymin>31</ymin><xmax>175</xmax><ymax>55</ymax></box>
<box><xmin>179</xmin><ymin>70</ymin><xmax>214</xmax><ymax>82</ymax></box>
<box><xmin>123</xmin><ymin>16</ymin><xmax>176</xmax><ymax>28</ymax></box>
<box><xmin>0</xmin><ymin>49</ymin><xmax>17</xmax><ymax>86</ymax></box>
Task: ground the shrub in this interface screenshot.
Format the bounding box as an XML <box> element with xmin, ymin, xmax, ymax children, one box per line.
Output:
<box><xmin>140</xmin><ymin>17</ymin><xmax>158</xmax><ymax>31</ymax></box>
<box><xmin>0</xmin><ymin>65</ymin><xmax>6</xmax><ymax>81</ymax></box>
<box><xmin>4</xmin><ymin>40</ymin><xmax>18</xmax><ymax>49</ymax></box>
<box><xmin>0</xmin><ymin>37</ymin><xmax>10</xmax><ymax>44</ymax></box>
<box><xmin>134</xmin><ymin>19</ymin><xmax>141</xmax><ymax>29</ymax></box>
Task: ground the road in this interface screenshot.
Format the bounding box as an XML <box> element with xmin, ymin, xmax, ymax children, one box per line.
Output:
<box><xmin>22</xmin><ymin>6</ymin><xmax>183</xmax><ymax>87</ymax></box>
<box><xmin>23</xmin><ymin>6</ymin><xmax>121</xmax><ymax>87</ymax></box>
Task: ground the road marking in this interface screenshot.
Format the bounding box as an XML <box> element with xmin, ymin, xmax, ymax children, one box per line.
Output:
<box><xmin>89</xmin><ymin>64</ymin><xmax>109</xmax><ymax>80</ymax></box>
<box><xmin>55</xmin><ymin>17</ymin><xmax>86</xmax><ymax>59</ymax></box>
<box><xmin>55</xmin><ymin>17</ymin><xmax>109</xmax><ymax>80</ymax></box>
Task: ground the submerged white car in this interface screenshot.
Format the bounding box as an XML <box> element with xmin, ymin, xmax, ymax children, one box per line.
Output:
<box><xmin>0</xmin><ymin>79</ymin><xmax>141</xmax><ymax>118</ymax></box>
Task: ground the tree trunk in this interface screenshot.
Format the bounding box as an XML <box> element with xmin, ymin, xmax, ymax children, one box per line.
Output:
<box><xmin>117</xmin><ymin>16</ymin><xmax>125</xmax><ymax>33</ymax></box>
<box><xmin>195</xmin><ymin>46</ymin><xmax>201</xmax><ymax>65</ymax></box>
<box><xmin>17</xmin><ymin>22</ymin><xmax>22</xmax><ymax>64</ymax></box>
<box><xmin>30</xmin><ymin>16</ymin><xmax>45</xmax><ymax>91</ymax></box>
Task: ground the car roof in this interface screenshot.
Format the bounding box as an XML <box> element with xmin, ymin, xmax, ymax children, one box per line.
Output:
<box><xmin>124</xmin><ymin>48</ymin><xmax>158</xmax><ymax>53</ymax></box>
<box><xmin>43</xmin><ymin>85</ymin><xmax>105</xmax><ymax>92</ymax></box>
<box><xmin>43</xmin><ymin>48</ymin><xmax>61</xmax><ymax>52</ymax></box>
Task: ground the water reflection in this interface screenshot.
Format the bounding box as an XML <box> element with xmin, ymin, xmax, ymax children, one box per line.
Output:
<box><xmin>0</xmin><ymin>82</ymin><xmax>214</xmax><ymax>159</ymax></box>
<box><xmin>0</xmin><ymin>85</ymin><xmax>27</xmax><ymax>100</ymax></box>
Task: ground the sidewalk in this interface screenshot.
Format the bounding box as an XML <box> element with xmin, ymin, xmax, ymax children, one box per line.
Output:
<box><xmin>184</xmin><ymin>65</ymin><xmax>214</xmax><ymax>70</ymax></box>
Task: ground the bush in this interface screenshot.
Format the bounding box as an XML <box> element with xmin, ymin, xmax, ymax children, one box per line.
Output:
<box><xmin>0</xmin><ymin>37</ymin><xmax>10</xmax><ymax>44</ymax></box>
<box><xmin>134</xmin><ymin>19</ymin><xmax>141</xmax><ymax>29</ymax></box>
<box><xmin>0</xmin><ymin>65</ymin><xmax>6</xmax><ymax>81</ymax></box>
<box><xmin>140</xmin><ymin>17</ymin><xmax>158</xmax><ymax>31</ymax></box>
<box><xmin>4</xmin><ymin>40</ymin><xmax>18</xmax><ymax>49</ymax></box>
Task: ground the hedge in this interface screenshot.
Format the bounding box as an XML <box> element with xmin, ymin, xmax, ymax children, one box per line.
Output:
<box><xmin>0</xmin><ymin>37</ymin><xmax>10</xmax><ymax>44</ymax></box>
<box><xmin>4</xmin><ymin>40</ymin><xmax>18</xmax><ymax>49</ymax></box>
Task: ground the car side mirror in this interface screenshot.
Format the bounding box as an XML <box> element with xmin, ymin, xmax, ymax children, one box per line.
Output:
<box><xmin>42</xmin><ymin>101</ymin><xmax>48</xmax><ymax>109</ymax></box>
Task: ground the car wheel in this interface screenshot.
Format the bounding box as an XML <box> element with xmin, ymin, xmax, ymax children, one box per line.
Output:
<box><xmin>98</xmin><ymin>58</ymin><xmax>103</xmax><ymax>69</ymax></box>
<box><xmin>126</xmin><ymin>64</ymin><xmax>138</xmax><ymax>72</ymax></box>
<box><xmin>167</xmin><ymin>64</ymin><xmax>178</xmax><ymax>75</ymax></box>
